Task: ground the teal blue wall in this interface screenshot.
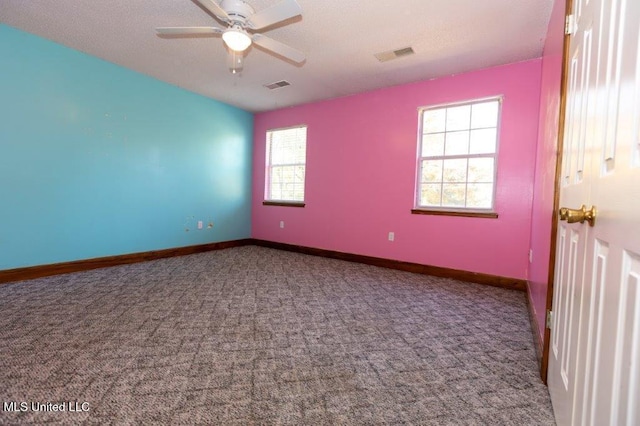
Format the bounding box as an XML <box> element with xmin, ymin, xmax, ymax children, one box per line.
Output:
<box><xmin>0</xmin><ymin>25</ymin><xmax>254</xmax><ymax>270</ymax></box>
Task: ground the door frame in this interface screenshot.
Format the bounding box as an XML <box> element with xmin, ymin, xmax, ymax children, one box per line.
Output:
<box><xmin>540</xmin><ymin>0</ymin><xmax>573</xmax><ymax>385</ymax></box>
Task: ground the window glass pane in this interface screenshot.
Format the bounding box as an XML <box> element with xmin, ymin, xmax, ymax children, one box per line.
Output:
<box><xmin>445</xmin><ymin>131</ymin><xmax>470</xmax><ymax>156</ymax></box>
<box><xmin>422</xmin><ymin>133</ymin><xmax>445</xmax><ymax>157</ymax></box>
<box><xmin>270</xmin><ymin>183</ymin><xmax>282</xmax><ymax>200</ymax></box>
<box><xmin>443</xmin><ymin>158</ymin><xmax>468</xmax><ymax>183</ymax></box>
<box><xmin>271</xmin><ymin>166</ymin><xmax>283</xmax><ymax>183</ymax></box>
<box><xmin>287</xmin><ymin>142</ymin><xmax>300</xmax><ymax>163</ymax></box>
<box><xmin>467</xmin><ymin>183</ymin><xmax>493</xmax><ymax>208</ymax></box>
<box><xmin>446</xmin><ymin>105</ymin><xmax>471</xmax><ymax>131</ymax></box>
<box><xmin>270</xmin><ymin>142</ymin><xmax>284</xmax><ymax>164</ymax></box>
<box><xmin>421</xmin><ymin>160</ymin><xmax>443</xmax><ymax>183</ymax></box>
<box><xmin>420</xmin><ymin>183</ymin><xmax>442</xmax><ymax>206</ymax></box>
<box><xmin>442</xmin><ymin>184</ymin><xmax>466</xmax><ymax>207</ymax></box>
<box><xmin>282</xmin><ymin>183</ymin><xmax>294</xmax><ymax>200</ymax></box>
<box><xmin>292</xmin><ymin>184</ymin><xmax>304</xmax><ymax>201</ymax></box>
<box><xmin>269</xmin><ymin>128</ymin><xmax>306</xmax><ymax>165</ymax></box>
<box><xmin>468</xmin><ymin>158</ymin><xmax>494</xmax><ymax>183</ymax></box>
<box><xmin>469</xmin><ymin>128</ymin><xmax>497</xmax><ymax>154</ymax></box>
<box><xmin>415</xmin><ymin>98</ymin><xmax>499</xmax><ymax>212</ymax></box>
<box><xmin>282</xmin><ymin>165</ymin><xmax>294</xmax><ymax>182</ymax></box>
<box><xmin>471</xmin><ymin>101</ymin><xmax>499</xmax><ymax>129</ymax></box>
<box><xmin>295</xmin><ymin>166</ymin><xmax>305</xmax><ymax>184</ymax></box>
<box><xmin>271</xmin><ymin>140</ymin><xmax>283</xmax><ymax>163</ymax></box>
<box><xmin>280</xmin><ymin>142</ymin><xmax>294</xmax><ymax>164</ymax></box>
<box><xmin>294</xmin><ymin>139</ymin><xmax>306</xmax><ymax>163</ymax></box>
<box><xmin>266</xmin><ymin>126</ymin><xmax>306</xmax><ymax>202</ymax></box>
<box><xmin>423</xmin><ymin>109</ymin><xmax>446</xmax><ymax>133</ymax></box>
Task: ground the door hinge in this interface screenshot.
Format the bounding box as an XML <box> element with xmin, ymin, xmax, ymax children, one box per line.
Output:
<box><xmin>546</xmin><ymin>310</ymin><xmax>554</xmax><ymax>329</ymax></box>
<box><xmin>565</xmin><ymin>14</ymin><xmax>576</xmax><ymax>35</ymax></box>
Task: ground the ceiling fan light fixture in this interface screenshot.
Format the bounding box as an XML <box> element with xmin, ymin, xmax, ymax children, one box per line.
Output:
<box><xmin>222</xmin><ymin>26</ymin><xmax>252</xmax><ymax>52</ymax></box>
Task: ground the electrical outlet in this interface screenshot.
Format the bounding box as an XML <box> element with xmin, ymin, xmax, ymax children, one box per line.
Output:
<box><xmin>388</xmin><ymin>232</ymin><xmax>395</xmax><ymax>242</ymax></box>
<box><xmin>529</xmin><ymin>249</ymin><xmax>533</xmax><ymax>263</ymax></box>
<box><xmin>280</xmin><ymin>221</ymin><xmax>285</xmax><ymax>229</ymax></box>
<box><xmin>197</xmin><ymin>221</ymin><xmax>203</xmax><ymax>230</ymax></box>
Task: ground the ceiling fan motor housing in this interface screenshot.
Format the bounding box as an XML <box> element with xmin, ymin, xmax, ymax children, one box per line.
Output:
<box><xmin>220</xmin><ymin>0</ymin><xmax>255</xmax><ymax>25</ymax></box>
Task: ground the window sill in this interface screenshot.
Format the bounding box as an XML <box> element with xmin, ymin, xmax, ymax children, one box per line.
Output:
<box><xmin>263</xmin><ymin>201</ymin><xmax>306</xmax><ymax>208</ymax></box>
<box><xmin>411</xmin><ymin>209</ymin><xmax>498</xmax><ymax>219</ymax></box>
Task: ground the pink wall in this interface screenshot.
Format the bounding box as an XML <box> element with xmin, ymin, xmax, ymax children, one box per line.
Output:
<box><xmin>252</xmin><ymin>59</ymin><xmax>542</xmax><ymax>280</ymax></box>
<box><xmin>528</xmin><ymin>0</ymin><xmax>566</xmax><ymax>341</ymax></box>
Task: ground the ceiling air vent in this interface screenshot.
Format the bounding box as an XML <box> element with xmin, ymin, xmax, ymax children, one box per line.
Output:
<box><xmin>374</xmin><ymin>47</ymin><xmax>415</xmax><ymax>63</ymax></box>
<box><xmin>264</xmin><ymin>80</ymin><xmax>291</xmax><ymax>90</ymax></box>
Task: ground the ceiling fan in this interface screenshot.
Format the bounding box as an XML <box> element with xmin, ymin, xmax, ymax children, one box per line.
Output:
<box><xmin>156</xmin><ymin>0</ymin><xmax>305</xmax><ymax>73</ymax></box>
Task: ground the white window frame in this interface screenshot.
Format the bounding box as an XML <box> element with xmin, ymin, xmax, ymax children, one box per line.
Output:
<box><xmin>264</xmin><ymin>125</ymin><xmax>307</xmax><ymax>205</ymax></box>
<box><xmin>415</xmin><ymin>96</ymin><xmax>502</xmax><ymax>216</ymax></box>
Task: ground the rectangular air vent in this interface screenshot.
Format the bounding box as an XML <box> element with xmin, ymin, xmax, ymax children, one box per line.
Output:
<box><xmin>374</xmin><ymin>47</ymin><xmax>415</xmax><ymax>63</ymax></box>
<box><xmin>264</xmin><ymin>80</ymin><xmax>291</xmax><ymax>90</ymax></box>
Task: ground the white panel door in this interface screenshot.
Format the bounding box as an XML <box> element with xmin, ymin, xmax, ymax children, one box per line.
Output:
<box><xmin>548</xmin><ymin>0</ymin><xmax>640</xmax><ymax>425</ymax></box>
<box><xmin>547</xmin><ymin>1</ymin><xmax>593</xmax><ymax>423</ymax></box>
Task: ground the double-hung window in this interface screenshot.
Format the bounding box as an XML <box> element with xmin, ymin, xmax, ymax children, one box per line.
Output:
<box><xmin>415</xmin><ymin>97</ymin><xmax>501</xmax><ymax>217</ymax></box>
<box><xmin>264</xmin><ymin>125</ymin><xmax>307</xmax><ymax>205</ymax></box>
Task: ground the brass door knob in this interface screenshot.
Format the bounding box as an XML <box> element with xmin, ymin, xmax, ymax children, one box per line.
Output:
<box><xmin>559</xmin><ymin>205</ymin><xmax>596</xmax><ymax>227</ymax></box>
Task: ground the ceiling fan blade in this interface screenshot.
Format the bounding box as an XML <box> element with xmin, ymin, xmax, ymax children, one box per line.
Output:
<box><xmin>156</xmin><ymin>26</ymin><xmax>224</xmax><ymax>35</ymax></box>
<box><xmin>195</xmin><ymin>0</ymin><xmax>230</xmax><ymax>21</ymax></box>
<box><xmin>247</xmin><ymin>0</ymin><xmax>302</xmax><ymax>30</ymax></box>
<box><xmin>252</xmin><ymin>33</ymin><xmax>305</xmax><ymax>64</ymax></box>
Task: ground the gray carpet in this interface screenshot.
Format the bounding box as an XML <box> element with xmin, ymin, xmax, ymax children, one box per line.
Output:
<box><xmin>0</xmin><ymin>246</ymin><xmax>556</xmax><ymax>425</ymax></box>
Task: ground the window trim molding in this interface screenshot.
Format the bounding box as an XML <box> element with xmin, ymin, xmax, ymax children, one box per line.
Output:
<box><xmin>414</xmin><ymin>95</ymin><xmax>503</xmax><ymax>214</ymax></box>
<box><xmin>263</xmin><ymin>201</ymin><xmax>306</xmax><ymax>208</ymax></box>
<box><xmin>415</xmin><ymin>95</ymin><xmax>504</xmax><ymax>114</ymax></box>
<box><xmin>264</xmin><ymin>124</ymin><xmax>308</xmax><ymax>204</ymax></box>
<box><xmin>411</xmin><ymin>208</ymin><xmax>498</xmax><ymax>219</ymax></box>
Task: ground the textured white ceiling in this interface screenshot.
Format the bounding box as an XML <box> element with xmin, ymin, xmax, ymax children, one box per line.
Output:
<box><xmin>0</xmin><ymin>0</ymin><xmax>554</xmax><ymax>112</ymax></box>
